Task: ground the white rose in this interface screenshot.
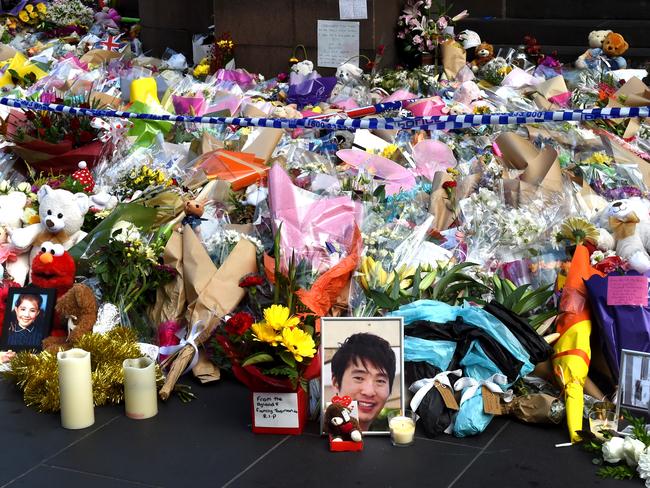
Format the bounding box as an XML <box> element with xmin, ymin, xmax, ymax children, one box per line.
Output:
<box><xmin>602</xmin><ymin>437</ymin><xmax>625</xmax><ymax>464</ymax></box>
<box><xmin>16</xmin><ymin>182</ymin><xmax>31</xmax><ymax>193</ymax></box>
<box><xmin>0</xmin><ymin>180</ymin><xmax>9</xmax><ymax>193</ymax></box>
<box><xmin>637</xmin><ymin>447</ymin><xmax>650</xmax><ymax>483</ymax></box>
<box><xmin>623</xmin><ymin>437</ymin><xmax>646</xmax><ymax>467</ymax></box>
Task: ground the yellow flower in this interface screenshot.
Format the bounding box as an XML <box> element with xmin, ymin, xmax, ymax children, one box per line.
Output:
<box><xmin>29</xmin><ymin>11</ymin><xmax>38</xmax><ymax>19</ymax></box>
<box><xmin>25</xmin><ymin>4</ymin><xmax>33</xmax><ymax>12</ymax></box>
<box><xmin>381</xmin><ymin>144</ymin><xmax>398</xmax><ymax>159</ymax></box>
<box><xmin>281</xmin><ymin>327</ymin><xmax>316</xmax><ymax>362</ymax></box>
<box><xmin>251</xmin><ymin>322</ymin><xmax>280</xmax><ymax>346</ymax></box>
<box><xmin>263</xmin><ymin>304</ymin><xmax>300</xmax><ymax>331</ymax></box>
<box><xmin>586</xmin><ymin>151</ymin><xmax>612</xmax><ymax>165</ymax></box>
<box><xmin>36</xmin><ymin>3</ymin><xmax>46</xmax><ymax>13</ymax></box>
<box><xmin>194</xmin><ymin>64</ymin><xmax>209</xmax><ymax>77</ymax></box>
<box><xmin>18</xmin><ymin>11</ymin><xmax>29</xmax><ymax>22</ymax></box>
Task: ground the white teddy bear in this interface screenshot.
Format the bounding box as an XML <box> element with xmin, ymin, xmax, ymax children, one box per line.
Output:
<box><xmin>575</xmin><ymin>30</ymin><xmax>612</xmax><ymax>70</ymax></box>
<box><xmin>9</xmin><ymin>185</ymin><xmax>90</xmax><ymax>265</ymax></box>
<box><xmin>291</xmin><ymin>60</ymin><xmax>314</xmax><ymax>77</ymax></box>
<box><xmin>595</xmin><ymin>197</ymin><xmax>650</xmax><ymax>272</ymax></box>
<box><xmin>0</xmin><ymin>191</ymin><xmax>30</xmax><ymax>285</ymax></box>
<box><xmin>335</xmin><ymin>62</ymin><xmax>364</xmax><ymax>86</ymax></box>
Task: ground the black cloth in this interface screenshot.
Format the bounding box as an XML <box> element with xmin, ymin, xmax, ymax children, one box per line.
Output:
<box><xmin>483</xmin><ymin>301</ymin><xmax>553</xmax><ymax>365</ymax></box>
<box><xmin>406</xmin><ymin>316</ymin><xmax>524</xmax><ymax>382</ymax></box>
<box><xmin>405</xmin><ymin>361</ymin><xmax>461</xmax><ymax>437</ymax></box>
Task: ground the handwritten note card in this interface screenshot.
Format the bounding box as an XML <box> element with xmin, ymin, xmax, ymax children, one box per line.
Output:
<box><xmin>607</xmin><ymin>276</ymin><xmax>649</xmax><ymax>306</ymax></box>
<box><xmin>339</xmin><ymin>0</ymin><xmax>367</xmax><ymax>19</ymax></box>
<box><xmin>253</xmin><ymin>392</ymin><xmax>300</xmax><ymax>428</ymax></box>
<box><xmin>317</xmin><ymin>20</ymin><xmax>359</xmax><ymax>68</ymax></box>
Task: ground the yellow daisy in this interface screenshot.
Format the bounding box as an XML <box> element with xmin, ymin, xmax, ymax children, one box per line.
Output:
<box><xmin>263</xmin><ymin>304</ymin><xmax>300</xmax><ymax>331</ymax></box>
<box><xmin>281</xmin><ymin>327</ymin><xmax>316</xmax><ymax>362</ymax></box>
<box><xmin>251</xmin><ymin>322</ymin><xmax>280</xmax><ymax>346</ymax></box>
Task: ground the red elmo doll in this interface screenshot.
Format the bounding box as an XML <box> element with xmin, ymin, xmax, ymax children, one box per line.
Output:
<box><xmin>30</xmin><ymin>242</ymin><xmax>76</xmax><ymax>350</ymax></box>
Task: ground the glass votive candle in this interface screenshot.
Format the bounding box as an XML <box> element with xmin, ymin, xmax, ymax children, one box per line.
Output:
<box><xmin>388</xmin><ymin>410</ymin><xmax>417</xmax><ymax>447</ymax></box>
<box><xmin>589</xmin><ymin>409</ymin><xmax>618</xmax><ymax>440</ymax></box>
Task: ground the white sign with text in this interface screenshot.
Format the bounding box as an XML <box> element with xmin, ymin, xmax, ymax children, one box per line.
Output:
<box><xmin>253</xmin><ymin>392</ymin><xmax>300</xmax><ymax>428</ymax></box>
<box><xmin>317</xmin><ymin>20</ymin><xmax>360</xmax><ymax>68</ymax></box>
<box><xmin>339</xmin><ymin>0</ymin><xmax>367</xmax><ymax>20</ymax></box>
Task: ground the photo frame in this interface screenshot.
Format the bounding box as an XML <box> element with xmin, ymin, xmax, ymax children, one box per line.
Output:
<box><xmin>616</xmin><ymin>349</ymin><xmax>650</xmax><ymax>419</ymax></box>
<box><xmin>321</xmin><ymin>317</ymin><xmax>404</xmax><ymax>436</ymax></box>
<box><xmin>1</xmin><ymin>287</ymin><xmax>56</xmax><ymax>352</ymax></box>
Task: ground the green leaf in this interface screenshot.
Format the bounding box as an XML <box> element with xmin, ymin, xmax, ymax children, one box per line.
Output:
<box><xmin>411</xmin><ymin>265</ymin><xmax>422</xmax><ymax>299</ymax></box>
<box><xmin>241</xmin><ymin>352</ymin><xmax>274</xmax><ymax>367</ymax></box>
<box><xmin>367</xmin><ymin>290</ymin><xmax>399</xmax><ymax>311</ymax></box>
<box><xmin>419</xmin><ymin>270</ymin><xmax>437</xmax><ymax>291</ymax></box>
<box><xmin>431</xmin><ymin>262</ymin><xmax>478</xmax><ymax>299</ymax></box>
<box><xmin>513</xmin><ymin>285</ymin><xmax>554</xmax><ymax>315</ymax></box>
<box><xmin>529</xmin><ymin>309</ymin><xmax>559</xmax><ymax>330</ymax></box>
<box><xmin>390</xmin><ymin>272</ymin><xmax>401</xmax><ymax>301</ymax></box>
<box><xmin>504</xmin><ymin>284</ymin><xmax>530</xmax><ymax>310</ymax></box>
<box><xmin>279</xmin><ymin>350</ymin><xmax>297</xmax><ymax>368</ymax></box>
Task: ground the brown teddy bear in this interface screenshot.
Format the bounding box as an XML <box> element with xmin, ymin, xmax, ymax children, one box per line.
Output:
<box><xmin>179</xmin><ymin>199</ymin><xmax>207</xmax><ymax>235</ymax></box>
<box><xmin>42</xmin><ymin>283</ymin><xmax>98</xmax><ymax>352</ymax></box>
<box><xmin>471</xmin><ymin>42</ymin><xmax>494</xmax><ymax>72</ymax></box>
<box><xmin>602</xmin><ymin>32</ymin><xmax>629</xmax><ymax>69</ymax></box>
<box><xmin>324</xmin><ymin>396</ymin><xmax>362</xmax><ymax>443</ymax></box>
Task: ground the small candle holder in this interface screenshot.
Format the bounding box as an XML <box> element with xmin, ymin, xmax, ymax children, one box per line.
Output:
<box><xmin>589</xmin><ymin>409</ymin><xmax>617</xmax><ymax>440</ymax></box>
<box><xmin>388</xmin><ymin>410</ymin><xmax>417</xmax><ymax>447</ymax></box>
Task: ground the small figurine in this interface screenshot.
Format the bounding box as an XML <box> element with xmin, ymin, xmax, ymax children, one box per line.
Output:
<box><xmin>179</xmin><ymin>199</ymin><xmax>207</xmax><ymax>234</ymax></box>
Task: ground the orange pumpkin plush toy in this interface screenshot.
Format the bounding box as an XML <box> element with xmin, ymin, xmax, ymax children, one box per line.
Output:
<box><xmin>602</xmin><ymin>32</ymin><xmax>629</xmax><ymax>69</ymax></box>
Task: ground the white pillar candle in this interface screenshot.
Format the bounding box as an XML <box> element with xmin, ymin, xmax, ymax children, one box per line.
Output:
<box><xmin>123</xmin><ymin>357</ymin><xmax>158</xmax><ymax>420</ymax></box>
<box><xmin>389</xmin><ymin>416</ymin><xmax>416</xmax><ymax>445</ymax></box>
<box><xmin>57</xmin><ymin>348</ymin><xmax>95</xmax><ymax>430</ymax></box>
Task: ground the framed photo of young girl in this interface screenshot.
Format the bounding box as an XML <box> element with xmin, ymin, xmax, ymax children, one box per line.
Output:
<box><xmin>1</xmin><ymin>287</ymin><xmax>56</xmax><ymax>352</ymax></box>
<box><xmin>320</xmin><ymin>317</ymin><xmax>404</xmax><ymax>436</ymax></box>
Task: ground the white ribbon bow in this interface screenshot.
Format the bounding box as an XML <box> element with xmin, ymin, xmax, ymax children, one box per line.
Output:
<box><xmin>409</xmin><ymin>369</ymin><xmax>463</xmax><ymax>412</ymax></box>
<box><xmin>158</xmin><ymin>321</ymin><xmax>206</xmax><ymax>376</ymax></box>
<box><xmin>91</xmin><ymin>117</ymin><xmax>131</xmax><ymax>144</ymax></box>
<box><xmin>453</xmin><ymin>373</ymin><xmax>514</xmax><ymax>406</ymax></box>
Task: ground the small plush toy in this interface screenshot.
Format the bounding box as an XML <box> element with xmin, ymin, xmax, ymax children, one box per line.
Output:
<box><xmin>602</xmin><ymin>32</ymin><xmax>629</xmax><ymax>70</ymax></box>
<box><xmin>291</xmin><ymin>60</ymin><xmax>314</xmax><ymax>76</ymax></box>
<box><xmin>471</xmin><ymin>42</ymin><xmax>494</xmax><ymax>73</ymax></box>
<box><xmin>43</xmin><ymin>283</ymin><xmax>98</xmax><ymax>352</ymax></box>
<box><xmin>30</xmin><ymin>242</ymin><xmax>76</xmax><ymax>343</ymax></box>
<box><xmin>335</xmin><ymin>62</ymin><xmax>364</xmax><ymax>87</ymax></box>
<box><xmin>0</xmin><ymin>191</ymin><xmax>30</xmax><ymax>285</ymax></box>
<box><xmin>72</xmin><ymin>161</ymin><xmax>95</xmax><ymax>193</ymax></box>
<box><xmin>9</xmin><ymin>185</ymin><xmax>89</xmax><ymax>266</ymax></box>
<box><xmin>595</xmin><ymin>198</ymin><xmax>650</xmax><ymax>272</ymax></box>
<box><xmin>324</xmin><ymin>396</ymin><xmax>363</xmax><ymax>443</ymax></box>
<box><xmin>179</xmin><ymin>199</ymin><xmax>207</xmax><ymax>234</ymax></box>
<box><xmin>575</xmin><ymin>30</ymin><xmax>612</xmax><ymax>70</ymax></box>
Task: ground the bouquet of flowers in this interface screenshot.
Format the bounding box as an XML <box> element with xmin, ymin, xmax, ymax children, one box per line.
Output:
<box><xmin>3</xmin><ymin>108</ymin><xmax>103</xmax><ymax>173</ymax></box>
<box><xmin>45</xmin><ymin>0</ymin><xmax>94</xmax><ymax>29</ymax></box>
<box><xmin>396</xmin><ymin>0</ymin><xmax>468</xmax><ymax>60</ymax></box>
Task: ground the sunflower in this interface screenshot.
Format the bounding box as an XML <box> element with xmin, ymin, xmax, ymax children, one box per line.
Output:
<box><xmin>263</xmin><ymin>304</ymin><xmax>300</xmax><ymax>331</ymax></box>
<box><xmin>556</xmin><ymin>217</ymin><xmax>600</xmax><ymax>245</ymax></box>
<box><xmin>281</xmin><ymin>327</ymin><xmax>316</xmax><ymax>362</ymax></box>
<box><xmin>251</xmin><ymin>322</ymin><xmax>280</xmax><ymax>346</ymax></box>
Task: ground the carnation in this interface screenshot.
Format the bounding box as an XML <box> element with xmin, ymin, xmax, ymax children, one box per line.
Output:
<box><xmin>224</xmin><ymin>312</ymin><xmax>255</xmax><ymax>335</ymax></box>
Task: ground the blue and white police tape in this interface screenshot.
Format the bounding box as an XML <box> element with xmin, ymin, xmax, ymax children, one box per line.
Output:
<box><xmin>0</xmin><ymin>97</ymin><xmax>647</xmax><ymax>132</ymax></box>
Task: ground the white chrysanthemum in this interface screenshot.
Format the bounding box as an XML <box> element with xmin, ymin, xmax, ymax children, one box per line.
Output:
<box><xmin>110</xmin><ymin>221</ymin><xmax>142</xmax><ymax>243</ymax></box>
<box><xmin>637</xmin><ymin>447</ymin><xmax>650</xmax><ymax>486</ymax></box>
<box><xmin>623</xmin><ymin>437</ymin><xmax>646</xmax><ymax>467</ymax></box>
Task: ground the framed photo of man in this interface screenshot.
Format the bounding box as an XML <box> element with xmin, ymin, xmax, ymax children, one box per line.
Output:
<box><xmin>321</xmin><ymin>317</ymin><xmax>404</xmax><ymax>435</ymax></box>
<box><xmin>1</xmin><ymin>287</ymin><xmax>56</xmax><ymax>352</ymax></box>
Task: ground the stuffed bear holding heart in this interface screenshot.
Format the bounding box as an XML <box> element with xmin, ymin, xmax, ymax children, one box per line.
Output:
<box><xmin>324</xmin><ymin>396</ymin><xmax>362</xmax><ymax>443</ymax></box>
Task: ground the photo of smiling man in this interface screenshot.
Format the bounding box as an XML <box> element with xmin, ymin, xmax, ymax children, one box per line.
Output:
<box><xmin>321</xmin><ymin>318</ymin><xmax>404</xmax><ymax>434</ymax></box>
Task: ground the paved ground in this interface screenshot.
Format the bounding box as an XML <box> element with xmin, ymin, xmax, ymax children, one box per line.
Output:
<box><xmin>0</xmin><ymin>377</ymin><xmax>633</xmax><ymax>488</ymax></box>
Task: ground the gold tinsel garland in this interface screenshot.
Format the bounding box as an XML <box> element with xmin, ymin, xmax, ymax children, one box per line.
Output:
<box><xmin>2</xmin><ymin>327</ymin><xmax>164</xmax><ymax>413</ymax></box>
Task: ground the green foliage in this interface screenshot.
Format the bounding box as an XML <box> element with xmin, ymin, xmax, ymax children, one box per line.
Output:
<box><xmin>491</xmin><ymin>275</ymin><xmax>557</xmax><ymax>329</ymax></box>
<box><xmin>624</xmin><ymin>410</ymin><xmax>650</xmax><ymax>446</ymax></box>
<box><xmin>596</xmin><ymin>465</ymin><xmax>636</xmax><ymax>480</ymax></box>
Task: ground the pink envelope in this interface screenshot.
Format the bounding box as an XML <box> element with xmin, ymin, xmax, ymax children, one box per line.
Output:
<box><xmin>336</xmin><ymin>149</ymin><xmax>416</xmax><ymax>195</ymax></box>
<box><xmin>412</xmin><ymin>140</ymin><xmax>457</xmax><ymax>181</ymax></box>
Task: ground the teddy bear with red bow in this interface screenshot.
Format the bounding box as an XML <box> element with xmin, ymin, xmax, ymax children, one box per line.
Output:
<box><xmin>324</xmin><ymin>395</ymin><xmax>363</xmax><ymax>443</ymax></box>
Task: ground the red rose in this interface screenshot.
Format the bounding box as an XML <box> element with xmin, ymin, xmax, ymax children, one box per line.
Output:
<box><xmin>442</xmin><ymin>180</ymin><xmax>457</xmax><ymax>190</ymax></box>
<box><xmin>224</xmin><ymin>312</ymin><xmax>255</xmax><ymax>335</ymax></box>
<box><xmin>239</xmin><ymin>274</ymin><xmax>265</xmax><ymax>288</ymax></box>
<box><xmin>70</xmin><ymin>117</ymin><xmax>81</xmax><ymax>131</ymax></box>
<box><xmin>594</xmin><ymin>256</ymin><xmax>627</xmax><ymax>274</ymax></box>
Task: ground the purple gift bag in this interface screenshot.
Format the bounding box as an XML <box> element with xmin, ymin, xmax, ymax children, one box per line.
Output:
<box><xmin>585</xmin><ymin>271</ymin><xmax>650</xmax><ymax>380</ymax></box>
